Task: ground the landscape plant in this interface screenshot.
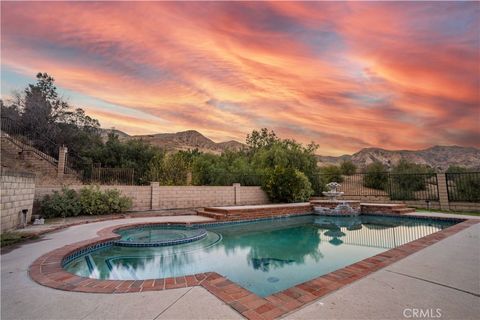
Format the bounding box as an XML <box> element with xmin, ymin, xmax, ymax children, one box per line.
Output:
<box><xmin>388</xmin><ymin>160</ymin><xmax>434</xmax><ymax>200</ymax></box>
<box><xmin>340</xmin><ymin>160</ymin><xmax>357</xmax><ymax>175</ymax></box>
<box><xmin>362</xmin><ymin>162</ymin><xmax>389</xmax><ymax>190</ymax></box>
<box><xmin>319</xmin><ymin>165</ymin><xmax>344</xmax><ymax>184</ymax></box>
<box><xmin>263</xmin><ymin>167</ymin><xmax>313</xmax><ymax>203</ymax></box>
<box><xmin>447</xmin><ymin>173</ymin><xmax>480</xmax><ymax>202</ymax></box>
<box><xmin>40</xmin><ymin>186</ymin><xmax>132</xmax><ymax>218</ymax></box>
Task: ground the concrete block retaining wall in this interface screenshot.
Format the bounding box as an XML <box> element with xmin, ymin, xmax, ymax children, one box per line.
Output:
<box><xmin>34</xmin><ymin>183</ymin><xmax>270</xmax><ymax>212</ymax></box>
<box><xmin>1</xmin><ymin>170</ymin><xmax>36</xmax><ymax>232</ymax></box>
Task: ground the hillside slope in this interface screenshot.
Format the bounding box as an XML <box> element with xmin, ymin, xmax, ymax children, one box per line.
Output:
<box><xmin>317</xmin><ymin>146</ymin><xmax>480</xmax><ymax>171</ymax></box>
<box><xmin>102</xmin><ymin>129</ymin><xmax>245</xmax><ymax>154</ymax></box>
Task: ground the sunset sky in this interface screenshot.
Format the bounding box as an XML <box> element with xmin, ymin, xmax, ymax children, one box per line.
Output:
<box><xmin>1</xmin><ymin>1</ymin><xmax>479</xmax><ymax>155</ymax></box>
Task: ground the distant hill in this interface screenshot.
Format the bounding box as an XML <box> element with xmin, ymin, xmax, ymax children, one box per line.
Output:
<box><xmin>100</xmin><ymin>129</ymin><xmax>479</xmax><ymax>170</ymax></box>
<box><xmin>99</xmin><ymin>128</ymin><xmax>130</xmax><ymax>140</ymax></box>
<box><xmin>100</xmin><ymin>128</ymin><xmax>245</xmax><ymax>154</ymax></box>
<box><xmin>317</xmin><ymin>146</ymin><xmax>480</xmax><ymax>171</ymax></box>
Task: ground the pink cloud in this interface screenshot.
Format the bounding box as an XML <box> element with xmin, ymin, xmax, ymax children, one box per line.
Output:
<box><xmin>1</xmin><ymin>1</ymin><xmax>478</xmax><ymax>155</ymax></box>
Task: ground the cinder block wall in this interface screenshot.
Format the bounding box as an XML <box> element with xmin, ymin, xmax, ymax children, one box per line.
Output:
<box><xmin>237</xmin><ymin>186</ymin><xmax>270</xmax><ymax>205</ymax></box>
<box><xmin>34</xmin><ymin>183</ymin><xmax>270</xmax><ymax>212</ymax></box>
<box><xmin>156</xmin><ymin>186</ymin><xmax>235</xmax><ymax>209</ymax></box>
<box><xmin>1</xmin><ymin>170</ymin><xmax>36</xmax><ymax>232</ymax></box>
<box><xmin>34</xmin><ymin>185</ymin><xmax>153</xmax><ymax>211</ymax></box>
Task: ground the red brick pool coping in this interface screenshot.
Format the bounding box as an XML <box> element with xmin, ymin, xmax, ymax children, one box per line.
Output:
<box><xmin>29</xmin><ymin>217</ymin><xmax>479</xmax><ymax>320</ymax></box>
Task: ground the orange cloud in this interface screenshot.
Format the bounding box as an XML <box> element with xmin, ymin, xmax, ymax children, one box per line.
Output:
<box><xmin>1</xmin><ymin>1</ymin><xmax>478</xmax><ymax>155</ymax></box>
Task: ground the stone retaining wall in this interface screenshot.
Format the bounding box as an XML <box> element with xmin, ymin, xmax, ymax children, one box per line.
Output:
<box><xmin>1</xmin><ymin>170</ymin><xmax>36</xmax><ymax>231</ymax></box>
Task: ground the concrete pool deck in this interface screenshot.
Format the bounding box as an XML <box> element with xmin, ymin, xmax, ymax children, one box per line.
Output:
<box><xmin>1</xmin><ymin>213</ymin><xmax>479</xmax><ymax>319</ymax></box>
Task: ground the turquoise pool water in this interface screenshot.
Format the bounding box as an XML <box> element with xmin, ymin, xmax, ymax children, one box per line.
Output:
<box><xmin>65</xmin><ymin>215</ymin><xmax>455</xmax><ymax>297</ymax></box>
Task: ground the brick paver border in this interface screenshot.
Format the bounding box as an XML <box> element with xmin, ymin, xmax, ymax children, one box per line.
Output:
<box><xmin>28</xmin><ymin>216</ymin><xmax>478</xmax><ymax>320</ymax></box>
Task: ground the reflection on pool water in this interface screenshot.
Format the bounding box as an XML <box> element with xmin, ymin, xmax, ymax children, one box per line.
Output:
<box><xmin>64</xmin><ymin>215</ymin><xmax>455</xmax><ymax>297</ymax></box>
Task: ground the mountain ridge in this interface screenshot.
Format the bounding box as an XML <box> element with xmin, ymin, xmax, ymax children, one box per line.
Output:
<box><xmin>317</xmin><ymin>145</ymin><xmax>480</xmax><ymax>171</ymax></box>
<box><xmin>101</xmin><ymin>128</ymin><xmax>245</xmax><ymax>154</ymax></box>
<box><xmin>100</xmin><ymin>128</ymin><xmax>480</xmax><ymax>170</ymax></box>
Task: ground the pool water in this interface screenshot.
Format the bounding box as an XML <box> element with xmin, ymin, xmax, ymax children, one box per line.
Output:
<box><xmin>65</xmin><ymin>215</ymin><xmax>455</xmax><ymax>297</ymax></box>
<box><xmin>115</xmin><ymin>226</ymin><xmax>207</xmax><ymax>246</ymax></box>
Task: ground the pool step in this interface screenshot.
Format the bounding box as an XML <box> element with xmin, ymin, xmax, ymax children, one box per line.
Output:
<box><xmin>392</xmin><ymin>207</ymin><xmax>416</xmax><ymax>214</ymax></box>
<box><xmin>360</xmin><ymin>203</ymin><xmax>416</xmax><ymax>215</ymax></box>
<box><xmin>197</xmin><ymin>209</ymin><xmax>228</xmax><ymax>220</ymax></box>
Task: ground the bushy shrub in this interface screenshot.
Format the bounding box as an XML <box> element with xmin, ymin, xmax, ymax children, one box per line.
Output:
<box><xmin>145</xmin><ymin>152</ymin><xmax>191</xmax><ymax>185</ymax></box>
<box><xmin>448</xmin><ymin>174</ymin><xmax>480</xmax><ymax>202</ymax></box>
<box><xmin>320</xmin><ymin>165</ymin><xmax>344</xmax><ymax>183</ymax></box>
<box><xmin>446</xmin><ymin>165</ymin><xmax>469</xmax><ymax>173</ymax></box>
<box><xmin>40</xmin><ymin>188</ymin><xmax>82</xmax><ymax>218</ymax></box>
<box><xmin>445</xmin><ymin>166</ymin><xmax>475</xmax><ymax>199</ymax></box>
<box><xmin>363</xmin><ymin>162</ymin><xmax>389</xmax><ymax>190</ymax></box>
<box><xmin>388</xmin><ymin>188</ymin><xmax>416</xmax><ymax>201</ymax></box>
<box><xmin>388</xmin><ymin>160</ymin><xmax>434</xmax><ymax>199</ymax></box>
<box><xmin>263</xmin><ymin>167</ymin><xmax>313</xmax><ymax>203</ymax></box>
<box><xmin>340</xmin><ymin>161</ymin><xmax>357</xmax><ymax>176</ymax></box>
<box><xmin>40</xmin><ymin>186</ymin><xmax>132</xmax><ymax>218</ymax></box>
<box><xmin>78</xmin><ymin>186</ymin><xmax>108</xmax><ymax>215</ymax></box>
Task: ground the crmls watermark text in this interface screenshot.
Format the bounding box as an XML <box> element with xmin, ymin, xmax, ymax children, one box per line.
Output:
<box><xmin>403</xmin><ymin>308</ymin><xmax>442</xmax><ymax>318</ymax></box>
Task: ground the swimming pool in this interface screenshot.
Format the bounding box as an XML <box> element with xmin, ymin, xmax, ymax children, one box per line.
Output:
<box><xmin>64</xmin><ymin>215</ymin><xmax>456</xmax><ymax>297</ymax></box>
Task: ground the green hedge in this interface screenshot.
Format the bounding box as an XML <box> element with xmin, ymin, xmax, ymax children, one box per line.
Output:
<box><xmin>40</xmin><ymin>186</ymin><xmax>132</xmax><ymax>218</ymax></box>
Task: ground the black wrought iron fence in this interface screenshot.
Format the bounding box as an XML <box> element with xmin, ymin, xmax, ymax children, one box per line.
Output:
<box><xmin>446</xmin><ymin>172</ymin><xmax>480</xmax><ymax>202</ymax></box>
<box><xmin>315</xmin><ymin>172</ymin><xmax>439</xmax><ymax>201</ymax></box>
<box><xmin>387</xmin><ymin>173</ymin><xmax>438</xmax><ymax>201</ymax></box>
<box><xmin>84</xmin><ymin>167</ymin><xmax>136</xmax><ymax>185</ymax></box>
<box><xmin>330</xmin><ymin>173</ymin><xmax>388</xmax><ymax>196</ymax></box>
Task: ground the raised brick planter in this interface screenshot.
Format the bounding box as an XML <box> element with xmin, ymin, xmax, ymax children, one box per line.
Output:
<box><xmin>361</xmin><ymin>203</ymin><xmax>416</xmax><ymax>215</ymax></box>
<box><xmin>28</xmin><ymin>217</ymin><xmax>477</xmax><ymax>320</ymax></box>
<box><xmin>198</xmin><ymin>203</ymin><xmax>313</xmax><ymax>221</ymax></box>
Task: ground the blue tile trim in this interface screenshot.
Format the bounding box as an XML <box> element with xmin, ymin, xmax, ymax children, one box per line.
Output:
<box><xmin>61</xmin><ymin>212</ymin><xmax>463</xmax><ymax>268</ymax></box>
<box><xmin>114</xmin><ymin>228</ymin><xmax>207</xmax><ymax>247</ymax></box>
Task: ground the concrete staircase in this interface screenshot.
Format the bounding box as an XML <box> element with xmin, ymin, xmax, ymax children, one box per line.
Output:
<box><xmin>196</xmin><ymin>209</ymin><xmax>228</xmax><ymax>220</ymax></box>
<box><xmin>1</xmin><ymin>132</ymin><xmax>81</xmax><ymax>185</ymax></box>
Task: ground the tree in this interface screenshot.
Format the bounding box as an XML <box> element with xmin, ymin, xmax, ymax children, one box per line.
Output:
<box><xmin>191</xmin><ymin>153</ymin><xmax>219</xmax><ymax>185</ymax></box>
<box><xmin>263</xmin><ymin>167</ymin><xmax>313</xmax><ymax>203</ymax></box>
<box><xmin>2</xmin><ymin>72</ymin><xmax>102</xmax><ymax>159</ymax></box>
<box><xmin>251</xmin><ymin>137</ymin><xmax>322</xmax><ymax>195</ymax></box>
<box><xmin>246</xmin><ymin>128</ymin><xmax>279</xmax><ymax>150</ymax></box>
<box><xmin>86</xmin><ymin>133</ymin><xmax>161</xmax><ymax>184</ymax></box>
<box><xmin>340</xmin><ymin>160</ymin><xmax>357</xmax><ymax>175</ymax></box>
<box><xmin>145</xmin><ymin>152</ymin><xmax>192</xmax><ymax>185</ymax></box>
